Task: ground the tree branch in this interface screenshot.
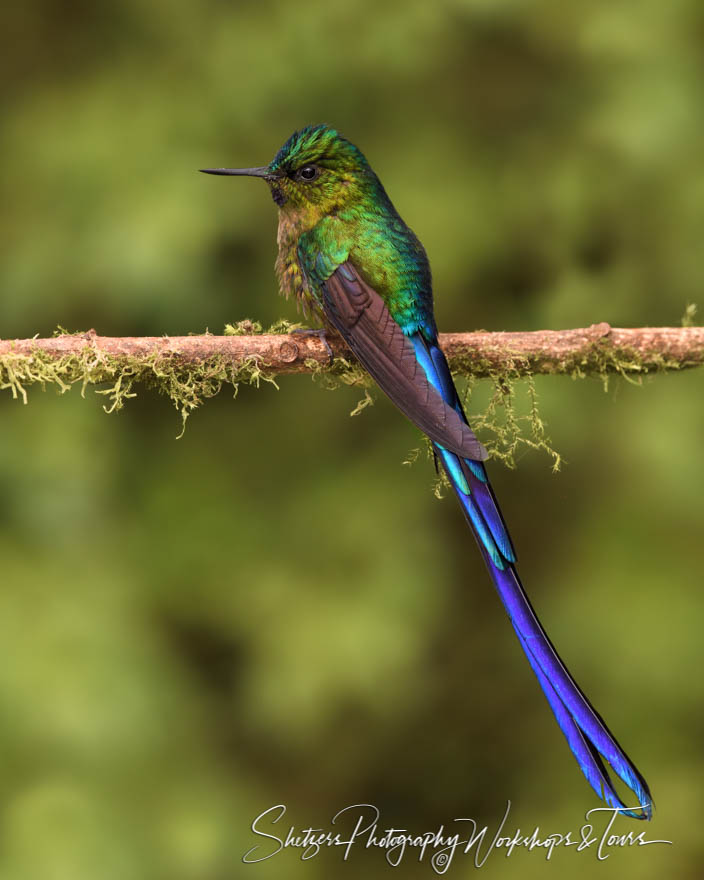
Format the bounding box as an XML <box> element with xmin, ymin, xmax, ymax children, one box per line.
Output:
<box><xmin>1</xmin><ymin>323</ymin><xmax>703</xmax><ymax>377</ymax></box>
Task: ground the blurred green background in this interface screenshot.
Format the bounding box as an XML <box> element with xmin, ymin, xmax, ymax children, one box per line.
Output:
<box><xmin>2</xmin><ymin>1</ymin><xmax>703</xmax><ymax>877</ymax></box>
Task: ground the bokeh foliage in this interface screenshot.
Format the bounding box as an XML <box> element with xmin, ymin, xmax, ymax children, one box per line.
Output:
<box><xmin>1</xmin><ymin>1</ymin><xmax>703</xmax><ymax>877</ymax></box>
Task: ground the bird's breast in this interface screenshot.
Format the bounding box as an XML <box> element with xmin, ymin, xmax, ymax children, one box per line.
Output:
<box><xmin>275</xmin><ymin>211</ymin><xmax>316</xmax><ymax>314</ymax></box>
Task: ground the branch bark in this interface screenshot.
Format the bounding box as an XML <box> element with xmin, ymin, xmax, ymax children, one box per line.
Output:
<box><xmin>1</xmin><ymin>323</ymin><xmax>703</xmax><ymax>377</ymax></box>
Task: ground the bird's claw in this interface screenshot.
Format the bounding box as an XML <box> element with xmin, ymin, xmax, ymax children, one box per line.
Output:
<box><xmin>291</xmin><ymin>327</ymin><xmax>335</xmax><ymax>365</ymax></box>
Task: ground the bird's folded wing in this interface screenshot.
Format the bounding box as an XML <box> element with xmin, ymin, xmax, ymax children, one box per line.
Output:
<box><xmin>321</xmin><ymin>262</ymin><xmax>487</xmax><ymax>461</ymax></box>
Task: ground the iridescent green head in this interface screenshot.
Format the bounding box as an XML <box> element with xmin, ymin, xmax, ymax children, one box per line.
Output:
<box><xmin>201</xmin><ymin>124</ymin><xmax>382</xmax><ymax>217</ymax></box>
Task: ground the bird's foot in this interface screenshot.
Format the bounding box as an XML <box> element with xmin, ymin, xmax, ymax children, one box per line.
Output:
<box><xmin>291</xmin><ymin>327</ymin><xmax>335</xmax><ymax>364</ymax></box>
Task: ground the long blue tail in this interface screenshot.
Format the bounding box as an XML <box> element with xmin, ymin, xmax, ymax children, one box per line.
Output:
<box><xmin>412</xmin><ymin>334</ymin><xmax>652</xmax><ymax>819</ymax></box>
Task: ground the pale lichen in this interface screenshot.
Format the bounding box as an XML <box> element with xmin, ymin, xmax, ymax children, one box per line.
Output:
<box><xmin>682</xmin><ymin>303</ymin><xmax>698</xmax><ymax>328</ymax></box>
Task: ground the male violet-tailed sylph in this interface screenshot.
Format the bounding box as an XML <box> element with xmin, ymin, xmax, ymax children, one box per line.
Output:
<box><xmin>201</xmin><ymin>124</ymin><xmax>652</xmax><ymax>819</ymax></box>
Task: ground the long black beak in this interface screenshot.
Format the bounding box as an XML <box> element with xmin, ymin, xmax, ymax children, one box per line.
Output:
<box><xmin>199</xmin><ymin>166</ymin><xmax>272</xmax><ymax>178</ymax></box>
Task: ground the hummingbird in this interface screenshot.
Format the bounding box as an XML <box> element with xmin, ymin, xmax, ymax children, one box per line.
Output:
<box><xmin>201</xmin><ymin>124</ymin><xmax>652</xmax><ymax>819</ymax></box>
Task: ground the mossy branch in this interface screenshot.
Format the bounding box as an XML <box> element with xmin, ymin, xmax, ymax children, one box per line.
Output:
<box><xmin>2</xmin><ymin>322</ymin><xmax>703</xmax><ymax>380</ymax></box>
<box><xmin>1</xmin><ymin>322</ymin><xmax>701</xmax><ymax>467</ymax></box>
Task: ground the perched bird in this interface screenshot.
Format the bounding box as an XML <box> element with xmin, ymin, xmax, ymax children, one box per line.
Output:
<box><xmin>202</xmin><ymin>124</ymin><xmax>651</xmax><ymax>819</ymax></box>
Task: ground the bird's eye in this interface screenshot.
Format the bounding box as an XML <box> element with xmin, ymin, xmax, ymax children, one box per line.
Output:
<box><xmin>296</xmin><ymin>165</ymin><xmax>320</xmax><ymax>182</ymax></box>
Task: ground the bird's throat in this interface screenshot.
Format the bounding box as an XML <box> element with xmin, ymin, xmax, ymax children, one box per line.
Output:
<box><xmin>275</xmin><ymin>209</ymin><xmax>310</xmax><ymax>305</ymax></box>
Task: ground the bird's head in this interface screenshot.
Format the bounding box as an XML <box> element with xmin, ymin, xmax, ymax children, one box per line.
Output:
<box><xmin>202</xmin><ymin>124</ymin><xmax>381</xmax><ymax>223</ymax></box>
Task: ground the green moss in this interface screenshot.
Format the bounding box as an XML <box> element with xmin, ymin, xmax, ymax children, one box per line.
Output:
<box><xmin>304</xmin><ymin>354</ymin><xmax>374</xmax><ymax>417</ymax></box>
<box><xmin>2</xmin><ymin>322</ymin><xmax>699</xmax><ymax>468</ymax></box>
<box><xmin>224</xmin><ymin>319</ymin><xmax>263</xmax><ymax>335</ymax></box>
<box><xmin>462</xmin><ymin>370</ymin><xmax>562</xmax><ymax>471</ymax></box>
<box><xmin>0</xmin><ymin>343</ymin><xmax>278</xmax><ymax>438</ymax></box>
<box><xmin>224</xmin><ymin>318</ymin><xmax>305</xmax><ymax>335</ymax></box>
<box><xmin>558</xmin><ymin>340</ymin><xmax>691</xmax><ymax>395</ymax></box>
<box><xmin>440</xmin><ymin>338</ymin><xmax>696</xmax><ymax>469</ymax></box>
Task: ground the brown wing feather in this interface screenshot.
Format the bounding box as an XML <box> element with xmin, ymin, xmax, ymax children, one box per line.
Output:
<box><xmin>321</xmin><ymin>262</ymin><xmax>487</xmax><ymax>461</ymax></box>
